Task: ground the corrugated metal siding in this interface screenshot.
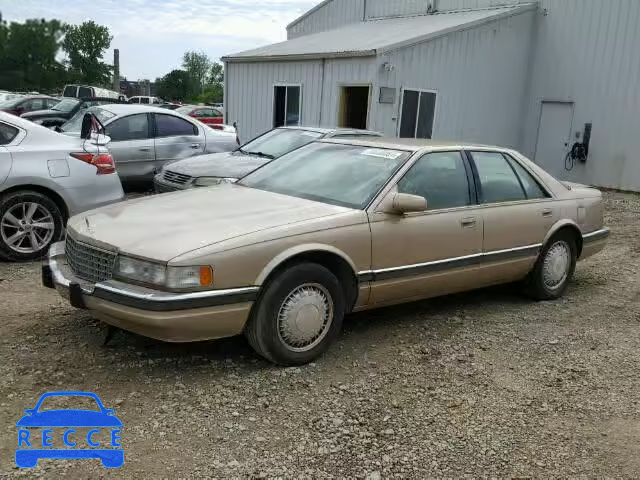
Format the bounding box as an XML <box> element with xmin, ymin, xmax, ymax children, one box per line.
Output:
<box><xmin>521</xmin><ymin>0</ymin><xmax>640</xmax><ymax>190</ymax></box>
<box><xmin>287</xmin><ymin>0</ymin><xmax>364</xmax><ymax>39</ymax></box>
<box><xmin>373</xmin><ymin>9</ymin><xmax>535</xmax><ymax>148</ymax></box>
<box><xmin>225</xmin><ymin>60</ymin><xmax>324</xmax><ymax>142</ymax></box>
<box><xmin>365</xmin><ymin>0</ymin><xmax>529</xmax><ymax>18</ymax></box>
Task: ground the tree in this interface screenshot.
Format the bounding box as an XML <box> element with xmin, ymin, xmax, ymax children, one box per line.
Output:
<box><xmin>195</xmin><ymin>62</ymin><xmax>224</xmax><ymax>104</ymax></box>
<box><xmin>182</xmin><ymin>51</ymin><xmax>211</xmax><ymax>94</ymax></box>
<box><xmin>156</xmin><ymin>69</ymin><xmax>192</xmax><ymax>102</ymax></box>
<box><xmin>0</xmin><ymin>18</ymin><xmax>67</xmax><ymax>91</ymax></box>
<box><xmin>62</xmin><ymin>21</ymin><xmax>113</xmax><ymax>86</ymax></box>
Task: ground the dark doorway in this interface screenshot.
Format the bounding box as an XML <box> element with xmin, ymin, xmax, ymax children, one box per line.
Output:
<box><xmin>339</xmin><ymin>86</ymin><xmax>370</xmax><ymax>129</ymax></box>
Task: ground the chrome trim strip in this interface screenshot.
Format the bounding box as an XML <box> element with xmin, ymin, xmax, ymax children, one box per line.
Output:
<box><xmin>95</xmin><ymin>282</ymin><xmax>259</xmax><ymax>303</ymax></box>
<box><xmin>582</xmin><ymin>227</ymin><xmax>610</xmax><ymax>242</ymax></box>
<box><xmin>359</xmin><ymin>243</ymin><xmax>542</xmax><ymax>283</ymax></box>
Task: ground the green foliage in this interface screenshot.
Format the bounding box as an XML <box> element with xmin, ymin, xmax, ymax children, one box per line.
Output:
<box><xmin>182</xmin><ymin>51</ymin><xmax>211</xmax><ymax>94</ymax></box>
<box><xmin>0</xmin><ymin>18</ymin><xmax>67</xmax><ymax>91</ymax></box>
<box><xmin>62</xmin><ymin>21</ymin><xmax>113</xmax><ymax>86</ymax></box>
<box><xmin>156</xmin><ymin>69</ymin><xmax>194</xmax><ymax>102</ymax></box>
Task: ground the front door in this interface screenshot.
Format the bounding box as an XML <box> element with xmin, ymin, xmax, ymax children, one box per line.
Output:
<box><xmin>368</xmin><ymin>151</ymin><xmax>484</xmax><ymax>305</ymax></box>
<box><xmin>534</xmin><ymin>101</ymin><xmax>574</xmax><ymax>179</ymax></box>
<box><xmin>338</xmin><ymin>86</ymin><xmax>370</xmax><ymax>129</ymax></box>
<box><xmin>104</xmin><ymin>113</ymin><xmax>155</xmax><ymax>182</ymax></box>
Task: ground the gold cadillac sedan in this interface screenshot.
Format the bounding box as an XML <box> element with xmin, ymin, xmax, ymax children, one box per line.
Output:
<box><xmin>43</xmin><ymin>138</ymin><xmax>609</xmax><ymax>365</ymax></box>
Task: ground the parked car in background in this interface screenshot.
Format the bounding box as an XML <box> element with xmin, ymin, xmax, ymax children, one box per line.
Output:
<box><xmin>159</xmin><ymin>103</ymin><xmax>182</xmax><ymax>110</ymax></box>
<box><xmin>0</xmin><ymin>91</ymin><xmax>23</xmax><ymax>103</ymax></box>
<box><xmin>45</xmin><ymin>138</ymin><xmax>608</xmax><ymax>365</ymax></box>
<box><xmin>0</xmin><ymin>112</ymin><xmax>123</xmax><ymax>261</ymax></box>
<box><xmin>59</xmin><ymin>105</ymin><xmax>238</xmax><ymax>183</ymax></box>
<box><xmin>21</xmin><ymin>97</ymin><xmax>126</xmax><ymax>128</ymax></box>
<box><xmin>154</xmin><ymin>126</ymin><xmax>381</xmax><ymax>192</ymax></box>
<box><xmin>129</xmin><ymin>96</ymin><xmax>162</xmax><ymax>105</ymax></box>
<box><xmin>63</xmin><ymin>84</ymin><xmax>125</xmax><ymax>101</ymax></box>
<box><xmin>176</xmin><ymin>105</ymin><xmax>223</xmax><ymax>125</ymax></box>
<box><xmin>0</xmin><ymin>96</ymin><xmax>58</xmax><ymax>117</ymax></box>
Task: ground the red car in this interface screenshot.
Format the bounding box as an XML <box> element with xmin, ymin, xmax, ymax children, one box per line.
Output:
<box><xmin>0</xmin><ymin>95</ymin><xmax>58</xmax><ymax>116</ymax></box>
<box><xmin>176</xmin><ymin>105</ymin><xmax>223</xmax><ymax>125</ymax></box>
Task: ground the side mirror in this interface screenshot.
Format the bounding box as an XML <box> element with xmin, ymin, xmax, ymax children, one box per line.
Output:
<box><xmin>391</xmin><ymin>193</ymin><xmax>427</xmax><ymax>214</ymax></box>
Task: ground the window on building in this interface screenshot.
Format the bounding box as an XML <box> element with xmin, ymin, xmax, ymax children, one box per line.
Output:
<box><xmin>155</xmin><ymin>114</ymin><xmax>197</xmax><ymax>137</ymax></box>
<box><xmin>471</xmin><ymin>151</ymin><xmax>527</xmax><ymax>204</ymax></box>
<box><xmin>397</xmin><ymin>152</ymin><xmax>470</xmax><ymax>210</ymax></box>
<box><xmin>399</xmin><ymin>89</ymin><xmax>437</xmax><ymax>139</ymax></box>
<box><xmin>105</xmin><ymin>114</ymin><xmax>150</xmax><ymax>142</ymax></box>
<box><xmin>273</xmin><ymin>85</ymin><xmax>301</xmax><ymax>127</ymax></box>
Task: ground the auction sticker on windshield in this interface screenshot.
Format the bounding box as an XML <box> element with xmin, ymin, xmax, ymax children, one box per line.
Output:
<box><xmin>360</xmin><ymin>148</ymin><xmax>404</xmax><ymax>159</ymax></box>
<box><xmin>15</xmin><ymin>391</ymin><xmax>123</xmax><ymax>468</ymax></box>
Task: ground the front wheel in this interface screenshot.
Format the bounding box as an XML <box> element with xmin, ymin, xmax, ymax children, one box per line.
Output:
<box><xmin>525</xmin><ymin>232</ymin><xmax>577</xmax><ymax>300</ymax></box>
<box><xmin>0</xmin><ymin>190</ymin><xmax>64</xmax><ymax>261</ymax></box>
<box><xmin>245</xmin><ymin>263</ymin><xmax>345</xmax><ymax>366</ymax></box>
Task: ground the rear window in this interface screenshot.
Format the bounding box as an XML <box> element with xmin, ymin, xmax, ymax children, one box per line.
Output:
<box><xmin>0</xmin><ymin>122</ymin><xmax>19</xmax><ymax>145</ymax></box>
<box><xmin>63</xmin><ymin>86</ymin><xmax>77</xmax><ymax>97</ymax></box>
<box><xmin>78</xmin><ymin>87</ymin><xmax>93</xmax><ymax>98</ymax></box>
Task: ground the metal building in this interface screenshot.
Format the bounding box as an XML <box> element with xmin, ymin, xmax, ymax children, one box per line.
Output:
<box><xmin>223</xmin><ymin>0</ymin><xmax>640</xmax><ymax>191</ymax></box>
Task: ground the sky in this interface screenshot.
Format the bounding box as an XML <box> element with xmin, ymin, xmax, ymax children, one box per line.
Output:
<box><xmin>0</xmin><ymin>0</ymin><xmax>317</xmax><ymax>80</ymax></box>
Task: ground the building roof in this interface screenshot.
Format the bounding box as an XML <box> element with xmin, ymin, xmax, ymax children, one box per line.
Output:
<box><xmin>224</xmin><ymin>4</ymin><xmax>536</xmax><ymax>62</ymax></box>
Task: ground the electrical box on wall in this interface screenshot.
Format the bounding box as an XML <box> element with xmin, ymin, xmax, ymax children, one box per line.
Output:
<box><xmin>379</xmin><ymin>87</ymin><xmax>396</xmax><ymax>104</ymax></box>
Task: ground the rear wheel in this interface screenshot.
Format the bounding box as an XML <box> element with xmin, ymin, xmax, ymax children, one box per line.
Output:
<box><xmin>245</xmin><ymin>263</ymin><xmax>345</xmax><ymax>366</ymax></box>
<box><xmin>0</xmin><ymin>190</ymin><xmax>64</xmax><ymax>261</ymax></box>
<box><xmin>525</xmin><ymin>231</ymin><xmax>577</xmax><ymax>300</ymax></box>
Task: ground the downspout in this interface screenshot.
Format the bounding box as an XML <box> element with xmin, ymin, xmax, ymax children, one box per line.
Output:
<box><xmin>318</xmin><ymin>58</ymin><xmax>326</xmax><ymax>126</ymax></box>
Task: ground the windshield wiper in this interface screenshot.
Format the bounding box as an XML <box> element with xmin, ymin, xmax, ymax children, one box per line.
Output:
<box><xmin>246</xmin><ymin>151</ymin><xmax>275</xmax><ymax>160</ymax></box>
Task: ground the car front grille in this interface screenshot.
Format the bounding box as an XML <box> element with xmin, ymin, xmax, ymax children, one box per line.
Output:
<box><xmin>65</xmin><ymin>234</ymin><xmax>117</xmax><ymax>283</ymax></box>
<box><xmin>163</xmin><ymin>170</ymin><xmax>192</xmax><ymax>185</ymax></box>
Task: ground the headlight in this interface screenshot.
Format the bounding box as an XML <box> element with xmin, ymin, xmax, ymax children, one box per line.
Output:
<box><xmin>115</xmin><ymin>256</ymin><xmax>213</xmax><ymax>289</ymax></box>
<box><xmin>193</xmin><ymin>177</ymin><xmax>238</xmax><ymax>187</ymax></box>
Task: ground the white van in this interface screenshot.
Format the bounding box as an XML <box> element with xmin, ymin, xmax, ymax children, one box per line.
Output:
<box><xmin>129</xmin><ymin>96</ymin><xmax>162</xmax><ymax>105</ymax></box>
<box><xmin>63</xmin><ymin>84</ymin><xmax>126</xmax><ymax>101</ymax></box>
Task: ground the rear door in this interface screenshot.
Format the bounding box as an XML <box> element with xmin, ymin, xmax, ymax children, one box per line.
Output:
<box><xmin>103</xmin><ymin>113</ymin><xmax>155</xmax><ymax>181</ymax></box>
<box><xmin>152</xmin><ymin>113</ymin><xmax>204</xmax><ymax>169</ymax></box>
<box><xmin>0</xmin><ymin>146</ymin><xmax>12</xmax><ymax>184</ymax></box>
<box><xmin>467</xmin><ymin>150</ymin><xmax>556</xmax><ymax>283</ymax></box>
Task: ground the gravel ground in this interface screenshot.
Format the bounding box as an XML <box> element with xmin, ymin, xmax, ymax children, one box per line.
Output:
<box><xmin>0</xmin><ymin>190</ymin><xmax>639</xmax><ymax>478</ymax></box>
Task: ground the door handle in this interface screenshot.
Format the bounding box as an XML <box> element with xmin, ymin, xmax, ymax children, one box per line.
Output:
<box><xmin>541</xmin><ymin>208</ymin><xmax>553</xmax><ymax>218</ymax></box>
<box><xmin>461</xmin><ymin>217</ymin><xmax>477</xmax><ymax>228</ymax></box>
<box><xmin>190</xmin><ymin>143</ymin><xmax>201</xmax><ymax>149</ymax></box>
<box><xmin>139</xmin><ymin>147</ymin><xmax>151</xmax><ymax>152</ymax></box>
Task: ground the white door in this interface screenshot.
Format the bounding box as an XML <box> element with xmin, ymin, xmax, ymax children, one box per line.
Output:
<box><xmin>534</xmin><ymin>102</ymin><xmax>574</xmax><ymax>179</ymax></box>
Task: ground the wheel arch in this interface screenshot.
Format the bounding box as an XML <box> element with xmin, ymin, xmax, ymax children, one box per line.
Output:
<box><xmin>0</xmin><ymin>184</ymin><xmax>69</xmax><ymax>221</ymax></box>
<box><xmin>543</xmin><ymin>220</ymin><xmax>583</xmax><ymax>257</ymax></box>
<box><xmin>255</xmin><ymin>244</ymin><xmax>360</xmax><ymax>313</ymax></box>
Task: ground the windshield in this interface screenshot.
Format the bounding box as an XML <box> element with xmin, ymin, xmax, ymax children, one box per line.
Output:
<box><xmin>61</xmin><ymin>106</ymin><xmax>116</xmax><ymax>133</ymax></box>
<box><xmin>51</xmin><ymin>98</ymin><xmax>80</xmax><ymax>112</ymax></box>
<box><xmin>239</xmin><ymin>143</ymin><xmax>409</xmax><ymax>209</ymax></box>
<box><xmin>241</xmin><ymin>128</ymin><xmax>323</xmax><ymax>159</ymax></box>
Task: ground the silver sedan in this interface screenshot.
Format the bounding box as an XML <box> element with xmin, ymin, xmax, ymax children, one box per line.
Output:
<box><xmin>0</xmin><ymin>112</ymin><xmax>124</xmax><ymax>261</ymax></box>
<box><xmin>60</xmin><ymin>104</ymin><xmax>238</xmax><ymax>183</ymax></box>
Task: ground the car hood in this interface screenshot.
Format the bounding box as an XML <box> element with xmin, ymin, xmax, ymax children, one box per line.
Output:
<box><xmin>165</xmin><ymin>151</ymin><xmax>269</xmax><ymax>179</ymax></box>
<box><xmin>16</xmin><ymin>410</ymin><xmax>123</xmax><ymax>427</ymax></box>
<box><xmin>68</xmin><ymin>184</ymin><xmax>352</xmax><ymax>262</ymax></box>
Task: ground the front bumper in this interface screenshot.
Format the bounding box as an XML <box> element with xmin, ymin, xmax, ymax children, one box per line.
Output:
<box><xmin>43</xmin><ymin>242</ymin><xmax>257</xmax><ymax>342</ymax></box>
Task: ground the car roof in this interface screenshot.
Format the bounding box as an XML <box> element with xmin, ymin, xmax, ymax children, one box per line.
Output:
<box><xmin>280</xmin><ymin>126</ymin><xmax>381</xmax><ymax>136</ymax></box>
<box><xmin>319</xmin><ymin>136</ymin><xmax>502</xmax><ymax>152</ymax></box>
<box><xmin>95</xmin><ymin>104</ymin><xmax>177</xmax><ymax>115</ymax></box>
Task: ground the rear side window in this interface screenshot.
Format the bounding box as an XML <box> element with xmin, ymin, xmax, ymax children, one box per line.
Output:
<box><xmin>155</xmin><ymin>114</ymin><xmax>197</xmax><ymax>137</ymax></box>
<box><xmin>0</xmin><ymin>122</ymin><xmax>19</xmax><ymax>145</ymax></box>
<box><xmin>78</xmin><ymin>87</ymin><xmax>92</xmax><ymax>98</ymax></box>
<box><xmin>505</xmin><ymin>155</ymin><xmax>549</xmax><ymax>199</ymax></box>
<box><xmin>63</xmin><ymin>86</ymin><xmax>77</xmax><ymax>97</ymax></box>
<box><xmin>140</xmin><ymin>97</ymin><xmax>150</xmax><ymax>104</ymax></box>
<box><xmin>105</xmin><ymin>114</ymin><xmax>150</xmax><ymax>141</ymax></box>
<box><xmin>471</xmin><ymin>151</ymin><xmax>526</xmax><ymax>204</ymax></box>
<box><xmin>398</xmin><ymin>151</ymin><xmax>470</xmax><ymax>210</ymax></box>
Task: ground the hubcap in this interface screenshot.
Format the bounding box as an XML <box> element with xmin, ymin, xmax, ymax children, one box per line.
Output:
<box><xmin>277</xmin><ymin>283</ymin><xmax>334</xmax><ymax>352</ymax></box>
<box><xmin>542</xmin><ymin>241</ymin><xmax>571</xmax><ymax>289</ymax></box>
<box><xmin>0</xmin><ymin>202</ymin><xmax>55</xmax><ymax>254</ymax></box>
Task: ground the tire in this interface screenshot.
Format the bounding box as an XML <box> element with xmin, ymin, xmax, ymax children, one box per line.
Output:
<box><xmin>245</xmin><ymin>262</ymin><xmax>345</xmax><ymax>366</ymax></box>
<box><xmin>0</xmin><ymin>190</ymin><xmax>64</xmax><ymax>262</ymax></box>
<box><xmin>525</xmin><ymin>231</ymin><xmax>577</xmax><ymax>300</ymax></box>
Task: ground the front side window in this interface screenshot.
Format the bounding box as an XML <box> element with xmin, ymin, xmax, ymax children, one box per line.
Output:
<box><xmin>29</xmin><ymin>99</ymin><xmax>45</xmax><ymax>111</ymax></box>
<box><xmin>0</xmin><ymin>122</ymin><xmax>19</xmax><ymax>145</ymax></box>
<box><xmin>241</xmin><ymin>128</ymin><xmax>322</xmax><ymax>159</ymax></box>
<box><xmin>471</xmin><ymin>151</ymin><xmax>526</xmax><ymax>204</ymax></box>
<box><xmin>273</xmin><ymin>85</ymin><xmax>301</xmax><ymax>127</ymax></box>
<box><xmin>240</xmin><ymin>143</ymin><xmax>408</xmax><ymax>209</ymax></box>
<box><xmin>155</xmin><ymin>114</ymin><xmax>197</xmax><ymax>137</ymax></box>
<box><xmin>105</xmin><ymin>114</ymin><xmax>150</xmax><ymax>141</ymax></box>
<box><xmin>399</xmin><ymin>89</ymin><xmax>436</xmax><ymax>139</ymax></box>
<box><xmin>398</xmin><ymin>152</ymin><xmax>470</xmax><ymax>210</ymax></box>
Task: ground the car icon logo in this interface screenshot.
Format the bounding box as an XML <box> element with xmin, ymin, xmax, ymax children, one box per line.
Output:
<box><xmin>15</xmin><ymin>391</ymin><xmax>123</xmax><ymax>468</ymax></box>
